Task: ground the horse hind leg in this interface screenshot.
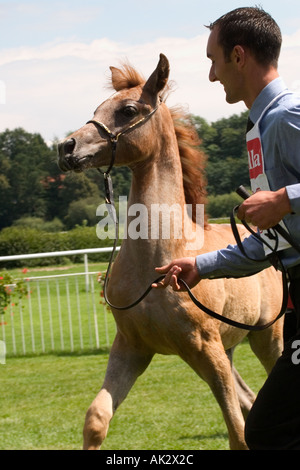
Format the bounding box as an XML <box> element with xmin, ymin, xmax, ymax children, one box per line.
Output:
<box><xmin>83</xmin><ymin>332</ymin><xmax>153</xmax><ymax>450</ymax></box>
<box><xmin>247</xmin><ymin>319</ymin><xmax>284</xmax><ymax>375</ymax></box>
<box><xmin>226</xmin><ymin>348</ymin><xmax>256</xmax><ymax>419</ymax></box>
<box><xmin>183</xmin><ymin>342</ymin><xmax>248</xmax><ymax>450</ymax></box>
<box><xmin>226</xmin><ymin>317</ymin><xmax>284</xmax><ymax>420</ymax></box>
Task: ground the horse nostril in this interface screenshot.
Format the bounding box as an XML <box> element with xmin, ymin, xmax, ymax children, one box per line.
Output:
<box><xmin>63</xmin><ymin>138</ymin><xmax>76</xmax><ymax>155</ymax></box>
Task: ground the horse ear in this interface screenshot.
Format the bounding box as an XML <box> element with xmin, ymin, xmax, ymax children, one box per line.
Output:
<box><xmin>143</xmin><ymin>53</ymin><xmax>170</xmax><ymax>97</ymax></box>
<box><xmin>110</xmin><ymin>66</ymin><xmax>127</xmax><ymax>92</ymax></box>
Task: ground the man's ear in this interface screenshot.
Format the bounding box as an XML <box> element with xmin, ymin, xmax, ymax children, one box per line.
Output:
<box><xmin>232</xmin><ymin>45</ymin><xmax>246</xmax><ymax>67</ymax></box>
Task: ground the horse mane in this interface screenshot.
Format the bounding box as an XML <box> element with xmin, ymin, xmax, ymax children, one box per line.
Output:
<box><xmin>109</xmin><ymin>62</ymin><xmax>208</xmax><ymax>226</ymax></box>
<box><xmin>109</xmin><ymin>63</ymin><xmax>145</xmax><ymax>91</ymax></box>
<box><xmin>170</xmin><ymin>107</ymin><xmax>208</xmax><ymax>226</ymax></box>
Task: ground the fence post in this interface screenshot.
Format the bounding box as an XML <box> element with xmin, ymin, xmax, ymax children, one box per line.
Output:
<box><xmin>84</xmin><ymin>253</ymin><xmax>89</xmax><ymax>293</ymax></box>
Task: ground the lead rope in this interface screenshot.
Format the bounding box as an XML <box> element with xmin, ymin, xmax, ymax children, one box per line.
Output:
<box><xmin>98</xmin><ymin>174</ymin><xmax>165</xmax><ymax>311</ymax></box>
<box><xmin>99</xmin><ymin>176</ymin><xmax>290</xmax><ymax>330</ymax></box>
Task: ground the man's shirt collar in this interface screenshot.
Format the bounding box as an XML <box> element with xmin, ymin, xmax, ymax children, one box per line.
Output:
<box><xmin>249</xmin><ymin>77</ymin><xmax>288</xmax><ymax>123</ymax></box>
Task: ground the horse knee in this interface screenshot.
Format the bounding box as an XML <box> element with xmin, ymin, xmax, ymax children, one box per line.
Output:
<box><xmin>83</xmin><ymin>405</ymin><xmax>111</xmax><ymax>450</ymax></box>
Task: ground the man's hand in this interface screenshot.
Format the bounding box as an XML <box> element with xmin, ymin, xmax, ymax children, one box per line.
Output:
<box><xmin>237</xmin><ymin>188</ymin><xmax>292</xmax><ymax>230</ymax></box>
<box><xmin>152</xmin><ymin>257</ymin><xmax>201</xmax><ymax>291</ymax></box>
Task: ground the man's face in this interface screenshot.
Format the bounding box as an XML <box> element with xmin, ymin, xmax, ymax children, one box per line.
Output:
<box><xmin>206</xmin><ymin>26</ymin><xmax>243</xmax><ymax>104</ymax></box>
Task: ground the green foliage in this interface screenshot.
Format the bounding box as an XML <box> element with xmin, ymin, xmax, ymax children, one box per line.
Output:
<box><xmin>0</xmin><ymin>272</ymin><xmax>26</xmax><ymax>315</ymax></box>
<box><xmin>64</xmin><ymin>197</ymin><xmax>100</xmax><ymax>229</ymax></box>
<box><xmin>0</xmin><ymin>111</ymin><xmax>250</xmax><ymax>231</ymax></box>
<box><xmin>0</xmin><ymin>128</ymin><xmax>52</xmax><ymax>227</ymax></box>
<box><xmin>192</xmin><ymin>111</ymin><xmax>250</xmax><ymax>195</ymax></box>
<box><xmin>0</xmin><ymin>226</ymin><xmax>114</xmax><ymax>267</ymax></box>
<box><xmin>12</xmin><ymin>216</ymin><xmax>64</xmax><ymax>232</ymax></box>
<box><xmin>207</xmin><ymin>191</ymin><xmax>245</xmax><ymax>219</ymax></box>
<box><xmin>0</xmin><ymin>129</ymin><xmax>106</xmax><ymax>230</ymax></box>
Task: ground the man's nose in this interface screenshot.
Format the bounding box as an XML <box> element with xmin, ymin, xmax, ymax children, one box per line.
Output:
<box><xmin>209</xmin><ymin>65</ymin><xmax>217</xmax><ymax>82</ymax></box>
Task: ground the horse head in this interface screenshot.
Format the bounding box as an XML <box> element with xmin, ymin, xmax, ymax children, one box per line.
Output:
<box><xmin>58</xmin><ymin>54</ymin><xmax>170</xmax><ymax>173</ymax></box>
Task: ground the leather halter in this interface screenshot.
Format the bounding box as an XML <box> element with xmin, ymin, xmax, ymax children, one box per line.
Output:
<box><xmin>87</xmin><ymin>103</ymin><xmax>160</xmax><ymax>206</ymax></box>
<box><xmin>86</xmin><ymin>103</ymin><xmax>160</xmax><ymax>178</ymax></box>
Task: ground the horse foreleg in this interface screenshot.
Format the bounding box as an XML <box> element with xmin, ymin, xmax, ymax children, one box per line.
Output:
<box><xmin>83</xmin><ymin>332</ymin><xmax>153</xmax><ymax>450</ymax></box>
<box><xmin>184</xmin><ymin>341</ymin><xmax>248</xmax><ymax>450</ymax></box>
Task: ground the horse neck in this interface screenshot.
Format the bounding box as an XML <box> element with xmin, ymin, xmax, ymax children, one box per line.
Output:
<box><xmin>130</xmin><ymin>144</ymin><xmax>184</xmax><ymax>208</ymax></box>
<box><xmin>122</xmin><ymin>127</ymin><xmax>191</xmax><ymax>265</ymax></box>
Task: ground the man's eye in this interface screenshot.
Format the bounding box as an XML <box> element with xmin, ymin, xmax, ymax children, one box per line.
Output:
<box><xmin>122</xmin><ymin>105</ymin><xmax>138</xmax><ymax>117</ymax></box>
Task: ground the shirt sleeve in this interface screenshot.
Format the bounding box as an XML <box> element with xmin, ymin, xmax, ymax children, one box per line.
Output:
<box><xmin>286</xmin><ymin>183</ymin><xmax>300</xmax><ymax>214</ymax></box>
<box><xmin>196</xmin><ymin>232</ymin><xmax>272</xmax><ymax>279</ymax></box>
<box><xmin>277</xmin><ymin>102</ymin><xmax>300</xmax><ymax>213</ymax></box>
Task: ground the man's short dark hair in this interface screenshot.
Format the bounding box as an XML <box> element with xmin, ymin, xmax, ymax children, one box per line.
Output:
<box><xmin>207</xmin><ymin>7</ymin><xmax>282</xmax><ymax>67</ymax></box>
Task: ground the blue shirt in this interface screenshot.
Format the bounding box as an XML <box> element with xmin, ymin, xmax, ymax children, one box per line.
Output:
<box><xmin>196</xmin><ymin>77</ymin><xmax>300</xmax><ymax>278</ymax></box>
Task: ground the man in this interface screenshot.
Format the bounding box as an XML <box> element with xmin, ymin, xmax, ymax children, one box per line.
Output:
<box><xmin>153</xmin><ymin>7</ymin><xmax>300</xmax><ymax>449</ymax></box>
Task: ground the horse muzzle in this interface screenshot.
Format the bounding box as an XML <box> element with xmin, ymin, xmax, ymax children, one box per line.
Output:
<box><xmin>57</xmin><ymin>138</ymin><xmax>85</xmax><ymax>172</ymax></box>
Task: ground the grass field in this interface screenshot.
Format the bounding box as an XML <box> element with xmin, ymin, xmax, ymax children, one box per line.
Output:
<box><xmin>0</xmin><ymin>339</ymin><xmax>267</xmax><ymax>450</ymax></box>
<box><xmin>0</xmin><ymin>261</ymin><xmax>268</xmax><ymax>450</ymax></box>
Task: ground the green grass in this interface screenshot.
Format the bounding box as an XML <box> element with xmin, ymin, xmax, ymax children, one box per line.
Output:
<box><xmin>1</xmin><ymin>261</ymin><xmax>108</xmax><ymax>277</ymax></box>
<box><xmin>0</xmin><ymin>262</ymin><xmax>268</xmax><ymax>450</ymax></box>
<box><xmin>0</xmin><ymin>340</ymin><xmax>267</xmax><ymax>450</ymax></box>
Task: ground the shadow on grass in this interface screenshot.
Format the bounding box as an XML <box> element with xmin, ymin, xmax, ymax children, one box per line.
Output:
<box><xmin>179</xmin><ymin>432</ymin><xmax>228</xmax><ymax>441</ymax></box>
<box><xmin>6</xmin><ymin>347</ymin><xmax>111</xmax><ymax>359</ymax></box>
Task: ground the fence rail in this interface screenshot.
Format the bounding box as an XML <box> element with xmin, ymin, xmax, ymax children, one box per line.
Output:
<box><xmin>0</xmin><ymin>247</ymin><xmax>120</xmax><ymax>357</ymax></box>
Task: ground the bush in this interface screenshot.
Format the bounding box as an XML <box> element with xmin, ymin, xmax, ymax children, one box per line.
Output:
<box><xmin>12</xmin><ymin>217</ymin><xmax>64</xmax><ymax>232</ymax></box>
<box><xmin>207</xmin><ymin>191</ymin><xmax>243</xmax><ymax>219</ymax></box>
<box><xmin>0</xmin><ymin>272</ymin><xmax>26</xmax><ymax>314</ymax></box>
<box><xmin>64</xmin><ymin>197</ymin><xmax>100</xmax><ymax>229</ymax></box>
<box><xmin>0</xmin><ymin>225</ymin><xmax>115</xmax><ymax>268</ymax></box>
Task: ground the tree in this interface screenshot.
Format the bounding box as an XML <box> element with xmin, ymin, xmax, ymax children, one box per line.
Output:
<box><xmin>0</xmin><ymin>128</ymin><xmax>52</xmax><ymax>228</ymax></box>
<box><xmin>192</xmin><ymin>111</ymin><xmax>250</xmax><ymax>195</ymax></box>
<box><xmin>64</xmin><ymin>197</ymin><xmax>100</xmax><ymax>229</ymax></box>
<box><xmin>0</xmin><ymin>129</ymin><xmax>104</xmax><ymax>229</ymax></box>
<box><xmin>0</xmin><ymin>112</ymin><xmax>251</xmax><ymax>231</ymax></box>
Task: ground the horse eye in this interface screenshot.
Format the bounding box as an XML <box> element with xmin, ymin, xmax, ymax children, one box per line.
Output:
<box><xmin>122</xmin><ymin>105</ymin><xmax>138</xmax><ymax>117</ymax></box>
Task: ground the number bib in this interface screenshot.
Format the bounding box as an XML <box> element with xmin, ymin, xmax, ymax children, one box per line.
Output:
<box><xmin>246</xmin><ymin>91</ymin><xmax>291</xmax><ymax>254</ymax></box>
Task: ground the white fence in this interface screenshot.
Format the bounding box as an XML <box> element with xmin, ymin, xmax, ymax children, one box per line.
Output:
<box><xmin>0</xmin><ymin>247</ymin><xmax>119</xmax><ymax>357</ymax></box>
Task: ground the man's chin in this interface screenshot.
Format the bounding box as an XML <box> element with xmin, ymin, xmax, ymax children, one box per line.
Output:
<box><xmin>225</xmin><ymin>92</ymin><xmax>241</xmax><ymax>105</ymax></box>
